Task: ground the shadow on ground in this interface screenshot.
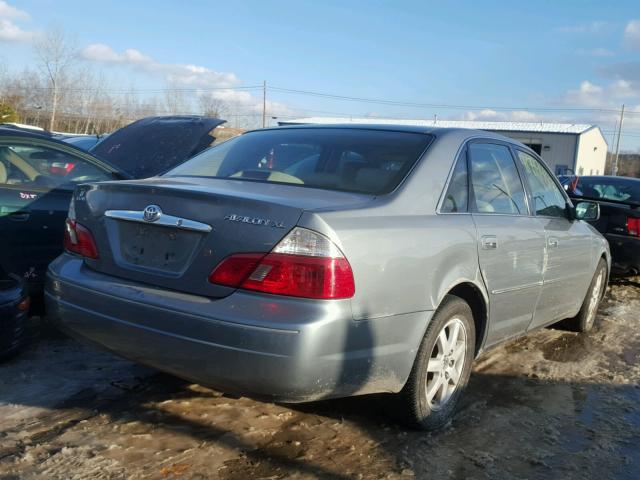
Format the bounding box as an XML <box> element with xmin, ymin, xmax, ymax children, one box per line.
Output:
<box><xmin>0</xmin><ymin>278</ymin><xmax>638</xmax><ymax>479</ymax></box>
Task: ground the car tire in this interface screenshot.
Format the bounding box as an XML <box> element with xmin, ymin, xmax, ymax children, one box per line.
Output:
<box><xmin>0</xmin><ymin>312</ymin><xmax>27</xmax><ymax>361</ymax></box>
<box><xmin>565</xmin><ymin>258</ymin><xmax>608</xmax><ymax>333</ymax></box>
<box><xmin>400</xmin><ymin>295</ymin><xmax>476</xmax><ymax>430</ymax></box>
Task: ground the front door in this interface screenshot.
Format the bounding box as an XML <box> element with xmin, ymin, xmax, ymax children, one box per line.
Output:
<box><xmin>515</xmin><ymin>149</ymin><xmax>593</xmax><ymax>328</ymax></box>
<box><xmin>467</xmin><ymin>141</ymin><xmax>545</xmax><ymax>346</ymax></box>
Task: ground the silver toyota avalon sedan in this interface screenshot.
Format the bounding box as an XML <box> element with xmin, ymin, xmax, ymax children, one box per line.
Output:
<box><xmin>45</xmin><ymin>125</ymin><xmax>609</xmax><ymax>430</ymax></box>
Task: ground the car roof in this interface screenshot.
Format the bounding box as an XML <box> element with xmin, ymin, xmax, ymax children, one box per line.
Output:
<box><xmin>0</xmin><ymin>124</ymin><xmax>55</xmax><ymax>139</ymax></box>
<box><xmin>251</xmin><ymin>123</ymin><xmax>523</xmax><ymax>145</ymax></box>
<box><xmin>0</xmin><ymin>124</ymin><xmax>92</xmax><ymax>151</ymax></box>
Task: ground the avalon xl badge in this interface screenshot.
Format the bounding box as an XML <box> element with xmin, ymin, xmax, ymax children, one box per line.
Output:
<box><xmin>224</xmin><ymin>214</ymin><xmax>285</xmax><ymax>228</ymax></box>
<box><xmin>143</xmin><ymin>205</ymin><xmax>162</xmax><ymax>223</ymax></box>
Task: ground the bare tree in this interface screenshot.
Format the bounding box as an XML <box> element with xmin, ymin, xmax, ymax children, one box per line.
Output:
<box><xmin>198</xmin><ymin>93</ymin><xmax>228</xmax><ymax>118</ymax></box>
<box><xmin>164</xmin><ymin>82</ymin><xmax>188</xmax><ymax>115</ymax></box>
<box><xmin>33</xmin><ymin>28</ymin><xmax>78</xmax><ymax>131</ymax></box>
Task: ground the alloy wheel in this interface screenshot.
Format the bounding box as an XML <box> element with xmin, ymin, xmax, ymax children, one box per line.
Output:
<box><xmin>425</xmin><ymin>317</ymin><xmax>467</xmax><ymax>411</ymax></box>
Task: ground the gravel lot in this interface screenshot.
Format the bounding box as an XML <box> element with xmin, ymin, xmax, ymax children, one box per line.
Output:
<box><xmin>1</xmin><ymin>278</ymin><xmax>638</xmax><ymax>480</ymax></box>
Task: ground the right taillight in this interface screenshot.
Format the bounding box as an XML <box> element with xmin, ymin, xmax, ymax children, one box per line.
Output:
<box><xmin>64</xmin><ymin>218</ymin><xmax>99</xmax><ymax>259</ymax></box>
<box><xmin>627</xmin><ymin>217</ymin><xmax>639</xmax><ymax>237</ymax></box>
<box><xmin>208</xmin><ymin>227</ymin><xmax>355</xmax><ymax>299</ymax></box>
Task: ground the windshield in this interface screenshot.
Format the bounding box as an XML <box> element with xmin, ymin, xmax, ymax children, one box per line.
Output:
<box><xmin>166</xmin><ymin>128</ymin><xmax>433</xmax><ymax>195</ymax></box>
<box><xmin>575</xmin><ymin>177</ymin><xmax>640</xmax><ymax>205</ymax></box>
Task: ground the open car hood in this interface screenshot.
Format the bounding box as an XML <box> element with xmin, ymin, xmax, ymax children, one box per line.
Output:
<box><xmin>90</xmin><ymin>116</ymin><xmax>225</xmax><ymax>179</ymax></box>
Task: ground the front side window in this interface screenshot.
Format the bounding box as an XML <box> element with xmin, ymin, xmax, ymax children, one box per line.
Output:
<box><xmin>469</xmin><ymin>143</ymin><xmax>527</xmax><ymax>215</ymax></box>
<box><xmin>0</xmin><ymin>143</ymin><xmax>111</xmax><ymax>189</ymax></box>
<box><xmin>167</xmin><ymin>128</ymin><xmax>433</xmax><ymax>195</ymax></box>
<box><xmin>517</xmin><ymin>150</ymin><xmax>567</xmax><ymax>218</ymax></box>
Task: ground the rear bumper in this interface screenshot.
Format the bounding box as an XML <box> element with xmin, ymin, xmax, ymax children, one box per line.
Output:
<box><xmin>605</xmin><ymin>234</ymin><xmax>640</xmax><ymax>275</ymax></box>
<box><xmin>45</xmin><ymin>254</ymin><xmax>431</xmax><ymax>402</ymax></box>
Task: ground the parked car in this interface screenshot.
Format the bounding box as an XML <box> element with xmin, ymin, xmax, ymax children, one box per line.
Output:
<box><xmin>0</xmin><ymin>116</ymin><xmax>224</xmax><ymax>310</ymax></box>
<box><xmin>564</xmin><ymin>175</ymin><xmax>640</xmax><ymax>275</ymax></box>
<box><xmin>0</xmin><ymin>266</ymin><xmax>29</xmax><ymax>360</ymax></box>
<box><xmin>45</xmin><ymin>125</ymin><xmax>609</xmax><ymax>430</ymax></box>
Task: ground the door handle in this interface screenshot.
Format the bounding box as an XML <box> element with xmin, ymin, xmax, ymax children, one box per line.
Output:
<box><xmin>8</xmin><ymin>211</ymin><xmax>30</xmax><ymax>222</ymax></box>
<box><xmin>481</xmin><ymin>235</ymin><xmax>498</xmax><ymax>250</ymax></box>
<box><xmin>548</xmin><ymin>237</ymin><xmax>559</xmax><ymax>248</ymax></box>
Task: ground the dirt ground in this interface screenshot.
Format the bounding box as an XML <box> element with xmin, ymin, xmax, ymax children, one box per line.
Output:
<box><xmin>0</xmin><ymin>278</ymin><xmax>638</xmax><ymax>480</ymax></box>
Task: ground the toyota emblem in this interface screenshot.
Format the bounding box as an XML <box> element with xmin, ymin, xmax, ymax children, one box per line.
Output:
<box><xmin>142</xmin><ymin>205</ymin><xmax>162</xmax><ymax>222</ymax></box>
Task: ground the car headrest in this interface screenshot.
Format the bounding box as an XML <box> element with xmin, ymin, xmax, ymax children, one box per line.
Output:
<box><xmin>355</xmin><ymin>168</ymin><xmax>390</xmax><ymax>193</ymax></box>
<box><xmin>0</xmin><ymin>160</ymin><xmax>6</xmax><ymax>184</ymax></box>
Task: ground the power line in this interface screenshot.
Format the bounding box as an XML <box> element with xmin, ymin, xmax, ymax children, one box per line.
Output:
<box><xmin>268</xmin><ymin>85</ymin><xmax>640</xmax><ymax>116</ymax></box>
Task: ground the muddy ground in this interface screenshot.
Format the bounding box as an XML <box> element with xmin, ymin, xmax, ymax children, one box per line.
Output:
<box><xmin>0</xmin><ymin>278</ymin><xmax>639</xmax><ymax>480</ymax></box>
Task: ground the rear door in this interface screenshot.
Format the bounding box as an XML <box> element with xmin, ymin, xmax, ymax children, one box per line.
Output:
<box><xmin>515</xmin><ymin>149</ymin><xmax>593</xmax><ymax>327</ymax></box>
<box><xmin>468</xmin><ymin>140</ymin><xmax>545</xmax><ymax>346</ymax></box>
<box><xmin>0</xmin><ymin>137</ymin><xmax>116</xmax><ymax>290</ymax></box>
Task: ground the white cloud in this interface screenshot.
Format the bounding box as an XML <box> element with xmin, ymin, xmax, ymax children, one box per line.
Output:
<box><xmin>0</xmin><ymin>1</ymin><xmax>28</xmax><ymax>20</ymax></box>
<box><xmin>82</xmin><ymin>42</ymin><xmax>295</xmax><ymax>123</ymax></box>
<box><xmin>0</xmin><ymin>18</ymin><xmax>34</xmax><ymax>42</ymax></box>
<box><xmin>0</xmin><ymin>1</ymin><xmax>35</xmax><ymax>42</ymax></box>
<box><xmin>82</xmin><ymin>43</ymin><xmax>238</xmax><ymax>88</ymax></box>
<box><xmin>624</xmin><ymin>19</ymin><xmax>640</xmax><ymax>50</ymax></box>
<box><xmin>463</xmin><ymin>108</ymin><xmax>541</xmax><ymax>122</ymax></box>
<box><xmin>565</xmin><ymin>79</ymin><xmax>639</xmax><ymax>108</ymax></box>
<box><xmin>609</xmin><ymin>79</ymin><xmax>639</xmax><ymax>99</ymax></box>
<box><xmin>564</xmin><ymin>81</ymin><xmax>606</xmax><ymax>107</ymax></box>
<box><xmin>560</xmin><ymin>79</ymin><xmax>640</xmax><ymax>143</ymax></box>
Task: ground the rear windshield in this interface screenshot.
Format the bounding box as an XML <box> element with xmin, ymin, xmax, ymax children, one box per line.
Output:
<box><xmin>166</xmin><ymin>128</ymin><xmax>432</xmax><ymax>195</ymax></box>
<box><xmin>576</xmin><ymin>177</ymin><xmax>640</xmax><ymax>205</ymax></box>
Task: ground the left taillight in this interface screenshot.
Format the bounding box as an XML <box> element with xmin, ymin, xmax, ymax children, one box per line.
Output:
<box><xmin>208</xmin><ymin>227</ymin><xmax>355</xmax><ymax>300</ymax></box>
<box><xmin>64</xmin><ymin>218</ymin><xmax>99</xmax><ymax>259</ymax></box>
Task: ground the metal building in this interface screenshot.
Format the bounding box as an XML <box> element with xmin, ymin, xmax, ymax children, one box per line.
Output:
<box><xmin>278</xmin><ymin>118</ymin><xmax>608</xmax><ymax>176</ymax></box>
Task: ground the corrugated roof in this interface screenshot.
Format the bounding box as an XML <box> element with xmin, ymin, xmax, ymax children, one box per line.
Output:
<box><xmin>278</xmin><ymin>117</ymin><xmax>595</xmax><ymax>134</ymax></box>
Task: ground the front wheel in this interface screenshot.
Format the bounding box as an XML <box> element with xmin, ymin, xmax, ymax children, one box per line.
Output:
<box><xmin>566</xmin><ymin>258</ymin><xmax>608</xmax><ymax>333</ymax></box>
<box><xmin>400</xmin><ymin>295</ymin><xmax>475</xmax><ymax>430</ymax></box>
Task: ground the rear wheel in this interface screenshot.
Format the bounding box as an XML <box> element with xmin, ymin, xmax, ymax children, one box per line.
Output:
<box><xmin>400</xmin><ymin>295</ymin><xmax>475</xmax><ymax>430</ymax></box>
<box><xmin>566</xmin><ymin>259</ymin><xmax>608</xmax><ymax>333</ymax></box>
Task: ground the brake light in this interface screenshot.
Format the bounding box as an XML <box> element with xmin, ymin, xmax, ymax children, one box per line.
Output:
<box><xmin>64</xmin><ymin>219</ymin><xmax>99</xmax><ymax>259</ymax></box>
<box><xmin>17</xmin><ymin>297</ymin><xmax>30</xmax><ymax>312</ymax></box>
<box><xmin>209</xmin><ymin>227</ymin><xmax>355</xmax><ymax>299</ymax></box>
<box><xmin>627</xmin><ymin>217</ymin><xmax>640</xmax><ymax>237</ymax></box>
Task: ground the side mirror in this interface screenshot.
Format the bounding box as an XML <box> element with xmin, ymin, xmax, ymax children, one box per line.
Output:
<box><xmin>573</xmin><ymin>201</ymin><xmax>600</xmax><ymax>221</ymax></box>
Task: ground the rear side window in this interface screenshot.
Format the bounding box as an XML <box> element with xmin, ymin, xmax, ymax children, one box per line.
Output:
<box><xmin>167</xmin><ymin>128</ymin><xmax>433</xmax><ymax>195</ymax></box>
<box><xmin>441</xmin><ymin>154</ymin><xmax>468</xmax><ymax>213</ymax></box>
<box><xmin>469</xmin><ymin>143</ymin><xmax>527</xmax><ymax>215</ymax></box>
<box><xmin>517</xmin><ymin>150</ymin><xmax>567</xmax><ymax>218</ymax></box>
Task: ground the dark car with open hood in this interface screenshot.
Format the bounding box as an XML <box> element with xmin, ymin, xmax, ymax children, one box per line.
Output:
<box><xmin>0</xmin><ymin>116</ymin><xmax>225</xmax><ymax>310</ymax></box>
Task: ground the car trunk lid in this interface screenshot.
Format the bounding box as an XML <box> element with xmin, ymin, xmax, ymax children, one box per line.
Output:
<box><xmin>73</xmin><ymin>177</ymin><xmax>371</xmax><ymax>298</ymax></box>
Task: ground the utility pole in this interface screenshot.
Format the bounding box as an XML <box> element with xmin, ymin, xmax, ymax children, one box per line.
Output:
<box><xmin>262</xmin><ymin>80</ymin><xmax>266</xmax><ymax>128</ymax></box>
<box><xmin>612</xmin><ymin>104</ymin><xmax>625</xmax><ymax>176</ymax></box>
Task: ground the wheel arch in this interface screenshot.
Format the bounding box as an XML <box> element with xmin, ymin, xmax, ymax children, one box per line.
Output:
<box><xmin>441</xmin><ymin>281</ymin><xmax>489</xmax><ymax>357</ymax></box>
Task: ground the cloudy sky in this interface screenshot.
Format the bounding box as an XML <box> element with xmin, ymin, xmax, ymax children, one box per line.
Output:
<box><xmin>1</xmin><ymin>0</ymin><xmax>640</xmax><ymax>149</ymax></box>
